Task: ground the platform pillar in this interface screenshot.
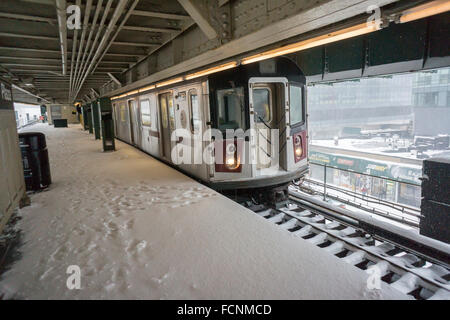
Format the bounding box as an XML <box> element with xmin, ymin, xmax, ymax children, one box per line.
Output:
<box><xmin>92</xmin><ymin>101</ymin><xmax>101</xmax><ymax>140</ymax></box>
<box><xmin>98</xmin><ymin>97</ymin><xmax>115</xmax><ymax>152</ymax></box>
<box><xmin>86</xmin><ymin>104</ymin><xmax>93</xmax><ymax>134</ymax></box>
<box><xmin>81</xmin><ymin>105</ymin><xmax>89</xmax><ymax>131</ymax></box>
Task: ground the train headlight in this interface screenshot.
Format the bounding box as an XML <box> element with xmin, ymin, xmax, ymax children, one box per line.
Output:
<box><xmin>293</xmin><ymin>134</ymin><xmax>304</xmax><ymax>163</ymax></box>
<box><xmin>216</xmin><ymin>141</ymin><xmax>242</xmax><ymax>172</ymax></box>
<box><xmin>225</xmin><ymin>155</ymin><xmax>241</xmax><ymax>170</ymax></box>
<box><xmin>295</xmin><ymin>146</ymin><xmax>303</xmax><ymax>157</ymax></box>
<box><xmin>226</xmin><ymin>157</ymin><xmax>236</xmax><ymax>167</ymax></box>
<box><xmin>225</xmin><ymin>143</ymin><xmax>239</xmax><ymax>169</ymax></box>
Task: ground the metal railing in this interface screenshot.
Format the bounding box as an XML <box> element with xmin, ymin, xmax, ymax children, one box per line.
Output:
<box><xmin>16</xmin><ymin>119</ymin><xmax>39</xmax><ymax>129</ymax></box>
<box><xmin>296</xmin><ymin>161</ymin><xmax>422</xmax><ymax>228</ymax></box>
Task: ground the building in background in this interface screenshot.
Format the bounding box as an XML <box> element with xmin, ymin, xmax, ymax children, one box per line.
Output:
<box><xmin>308</xmin><ymin>67</ymin><xmax>450</xmax><ymax>140</ymax></box>
<box><xmin>14</xmin><ymin>103</ymin><xmax>42</xmax><ymax>128</ymax></box>
<box><xmin>307</xmin><ymin>74</ymin><xmax>414</xmax><ymax>140</ymax></box>
<box><xmin>47</xmin><ymin>105</ymin><xmax>79</xmax><ymax>125</ymax></box>
<box><xmin>412</xmin><ymin>68</ymin><xmax>450</xmax><ymax>136</ymax></box>
<box><xmin>306</xmin><ymin>67</ymin><xmax>450</xmax><ymax>207</ymax></box>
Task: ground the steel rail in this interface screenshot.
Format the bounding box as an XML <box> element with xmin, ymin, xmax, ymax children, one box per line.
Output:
<box><xmin>279</xmin><ymin>203</ymin><xmax>449</xmax><ymax>298</ymax></box>
<box><xmin>68</xmin><ymin>0</ymin><xmax>81</xmax><ymax>101</ymax></box>
<box><xmin>70</xmin><ymin>0</ymin><xmax>93</xmax><ymax>102</ymax></box>
<box><xmin>55</xmin><ymin>0</ymin><xmax>68</xmax><ymax>76</ymax></box>
<box><xmin>244</xmin><ymin>193</ymin><xmax>450</xmax><ymax>299</ymax></box>
<box><xmin>73</xmin><ymin>0</ymin><xmax>113</xmax><ymax>99</ymax></box>
<box><xmin>71</xmin><ymin>0</ymin><xmax>104</xmax><ymax>97</ymax></box>
<box><xmin>299</xmin><ymin>180</ymin><xmax>420</xmax><ymax>227</ymax></box>
<box><xmin>289</xmin><ymin>190</ymin><xmax>450</xmax><ymax>268</ymax></box>
<box><xmin>90</xmin><ymin>0</ymin><xmax>140</xmax><ymax>75</ymax></box>
<box><xmin>72</xmin><ymin>0</ymin><xmax>130</xmax><ymax>102</ymax></box>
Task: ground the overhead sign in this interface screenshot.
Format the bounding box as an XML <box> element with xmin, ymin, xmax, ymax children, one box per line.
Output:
<box><xmin>0</xmin><ymin>80</ymin><xmax>14</xmax><ymax>110</ymax></box>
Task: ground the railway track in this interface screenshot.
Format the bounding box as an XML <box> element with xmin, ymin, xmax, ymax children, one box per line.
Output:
<box><xmin>239</xmin><ymin>188</ymin><xmax>450</xmax><ymax>300</ymax></box>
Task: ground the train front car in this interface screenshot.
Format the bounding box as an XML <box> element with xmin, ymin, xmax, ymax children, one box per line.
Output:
<box><xmin>208</xmin><ymin>57</ymin><xmax>308</xmax><ymax>194</ymax></box>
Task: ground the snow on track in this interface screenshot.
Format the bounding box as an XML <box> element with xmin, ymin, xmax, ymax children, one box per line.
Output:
<box><xmin>0</xmin><ymin>124</ymin><xmax>410</xmax><ymax>299</ymax></box>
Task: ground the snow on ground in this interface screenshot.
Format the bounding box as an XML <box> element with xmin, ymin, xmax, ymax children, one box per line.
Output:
<box><xmin>0</xmin><ymin>123</ymin><xmax>410</xmax><ymax>299</ymax></box>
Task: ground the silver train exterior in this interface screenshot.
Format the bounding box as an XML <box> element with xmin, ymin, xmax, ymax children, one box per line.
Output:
<box><xmin>111</xmin><ymin>57</ymin><xmax>308</xmax><ymax>190</ymax></box>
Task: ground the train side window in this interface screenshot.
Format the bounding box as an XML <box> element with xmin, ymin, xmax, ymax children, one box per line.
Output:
<box><xmin>189</xmin><ymin>91</ymin><xmax>201</xmax><ymax>134</ymax></box>
<box><xmin>168</xmin><ymin>94</ymin><xmax>175</xmax><ymax>130</ymax></box>
<box><xmin>253</xmin><ymin>88</ymin><xmax>271</xmax><ymax>123</ymax></box>
<box><xmin>140</xmin><ymin>99</ymin><xmax>151</xmax><ymax>126</ymax></box>
<box><xmin>216</xmin><ymin>87</ymin><xmax>245</xmax><ymax>131</ymax></box>
<box><xmin>160</xmin><ymin>96</ymin><xmax>168</xmax><ymax>129</ymax></box>
<box><xmin>120</xmin><ymin>104</ymin><xmax>127</xmax><ymax>122</ymax></box>
<box><xmin>289</xmin><ymin>85</ymin><xmax>304</xmax><ymax>125</ymax></box>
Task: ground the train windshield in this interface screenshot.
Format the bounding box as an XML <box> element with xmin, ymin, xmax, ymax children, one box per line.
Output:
<box><xmin>253</xmin><ymin>88</ymin><xmax>271</xmax><ymax>123</ymax></box>
<box><xmin>290</xmin><ymin>84</ymin><xmax>304</xmax><ymax>125</ymax></box>
<box><xmin>216</xmin><ymin>87</ymin><xmax>246</xmax><ymax>131</ymax></box>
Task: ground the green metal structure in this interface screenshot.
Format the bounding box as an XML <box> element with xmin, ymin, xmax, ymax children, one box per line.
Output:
<box><xmin>98</xmin><ymin>97</ymin><xmax>115</xmax><ymax>152</ymax></box>
<box><xmin>92</xmin><ymin>101</ymin><xmax>101</xmax><ymax>140</ymax></box>
<box><xmin>291</xmin><ymin>12</ymin><xmax>450</xmax><ymax>82</ymax></box>
<box><xmin>86</xmin><ymin>104</ymin><xmax>93</xmax><ymax>134</ymax></box>
<box><xmin>82</xmin><ymin>105</ymin><xmax>89</xmax><ymax>131</ymax></box>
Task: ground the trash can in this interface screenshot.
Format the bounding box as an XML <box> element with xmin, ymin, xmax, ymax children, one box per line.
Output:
<box><xmin>54</xmin><ymin>119</ymin><xmax>68</xmax><ymax>128</ymax></box>
<box><xmin>19</xmin><ymin>132</ymin><xmax>52</xmax><ymax>191</ymax></box>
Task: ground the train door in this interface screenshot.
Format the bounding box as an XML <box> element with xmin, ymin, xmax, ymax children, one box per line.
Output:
<box><xmin>173</xmin><ymin>90</ymin><xmax>189</xmax><ymax>172</ymax></box>
<box><xmin>188</xmin><ymin>87</ymin><xmax>206</xmax><ymax>179</ymax></box>
<box><xmin>127</xmin><ymin>99</ymin><xmax>140</xmax><ymax>146</ymax></box>
<box><xmin>249</xmin><ymin>78</ymin><xmax>288</xmax><ymax>176</ymax></box>
<box><xmin>139</xmin><ymin>94</ymin><xmax>160</xmax><ymax>156</ymax></box>
<box><xmin>172</xmin><ymin>86</ymin><xmax>206</xmax><ymax>178</ymax></box>
<box><xmin>158</xmin><ymin>92</ymin><xmax>176</xmax><ymax>162</ymax></box>
<box><xmin>118</xmin><ymin>101</ymin><xmax>132</xmax><ymax>143</ymax></box>
<box><xmin>252</xmin><ymin>85</ymin><xmax>274</xmax><ymax>170</ymax></box>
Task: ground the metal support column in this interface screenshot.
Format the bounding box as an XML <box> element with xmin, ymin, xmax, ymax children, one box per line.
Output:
<box><xmin>98</xmin><ymin>97</ymin><xmax>115</xmax><ymax>152</ymax></box>
<box><xmin>92</xmin><ymin>101</ymin><xmax>101</xmax><ymax>140</ymax></box>
<box><xmin>81</xmin><ymin>105</ymin><xmax>89</xmax><ymax>131</ymax></box>
<box><xmin>87</xmin><ymin>104</ymin><xmax>93</xmax><ymax>134</ymax></box>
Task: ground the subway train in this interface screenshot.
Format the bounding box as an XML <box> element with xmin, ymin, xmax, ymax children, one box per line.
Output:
<box><xmin>110</xmin><ymin>57</ymin><xmax>308</xmax><ymax>191</ymax></box>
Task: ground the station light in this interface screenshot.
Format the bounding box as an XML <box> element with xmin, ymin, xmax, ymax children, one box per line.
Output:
<box><xmin>102</xmin><ymin>1</ymin><xmax>450</xmax><ymax>103</ymax></box>
<box><xmin>107</xmin><ymin>22</ymin><xmax>380</xmax><ymax>98</ymax></box>
<box><xmin>185</xmin><ymin>62</ymin><xmax>238</xmax><ymax>80</ymax></box>
<box><xmin>138</xmin><ymin>85</ymin><xmax>156</xmax><ymax>93</ymax></box>
<box><xmin>241</xmin><ymin>23</ymin><xmax>379</xmax><ymax>65</ymax></box>
<box><xmin>126</xmin><ymin>90</ymin><xmax>139</xmax><ymax>97</ymax></box>
<box><xmin>399</xmin><ymin>0</ymin><xmax>450</xmax><ymax>23</ymax></box>
<box><xmin>155</xmin><ymin>77</ymin><xmax>184</xmax><ymax>88</ymax></box>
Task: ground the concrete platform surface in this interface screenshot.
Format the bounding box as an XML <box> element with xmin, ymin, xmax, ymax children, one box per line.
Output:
<box><xmin>0</xmin><ymin>124</ymin><xmax>409</xmax><ymax>300</ymax></box>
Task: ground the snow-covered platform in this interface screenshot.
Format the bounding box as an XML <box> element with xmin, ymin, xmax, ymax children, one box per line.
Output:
<box><xmin>0</xmin><ymin>124</ymin><xmax>410</xmax><ymax>299</ymax></box>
